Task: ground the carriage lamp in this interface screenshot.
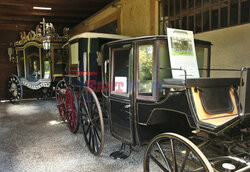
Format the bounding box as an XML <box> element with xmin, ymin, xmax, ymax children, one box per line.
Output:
<box><xmin>8</xmin><ymin>47</ymin><xmax>14</xmax><ymax>63</ymax></box>
<box><xmin>43</xmin><ymin>37</ymin><xmax>51</xmax><ymax>50</ymax></box>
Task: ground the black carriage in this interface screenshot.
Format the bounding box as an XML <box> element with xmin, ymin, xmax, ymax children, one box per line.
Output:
<box><xmin>58</xmin><ymin>33</ymin><xmax>250</xmax><ymax>171</ymax></box>
<box><xmin>7</xmin><ymin>19</ymin><xmax>68</xmax><ymax>101</ymax></box>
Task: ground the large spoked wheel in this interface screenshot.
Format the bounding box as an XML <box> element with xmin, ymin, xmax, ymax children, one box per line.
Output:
<box><xmin>55</xmin><ymin>79</ymin><xmax>67</xmax><ymax>121</ymax></box>
<box><xmin>55</xmin><ymin>79</ymin><xmax>67</xmax><ymax>102</ymax></box>
<box><xmin>65</xmin><ymin>88</ymin><xmax>79</xmax><ymax>133</ymax></box>
<box><xmin>57</xmin><ymin>92</ymin><xmax>66</xmax><ymax>121</ymax></box>
<box><xmin>79</xmin><ymin>87</ymin><xmax>104</xmax><ymax>156</ymax></box>
<box><xmin>144</xmin><ymin>133</ymin><xmax>214</xmax><ymax>172</ymax></box>
<box><xmin>7</xmin><ymin>74</ymin><xmax>23</xmax><ymax>102</ymax></box>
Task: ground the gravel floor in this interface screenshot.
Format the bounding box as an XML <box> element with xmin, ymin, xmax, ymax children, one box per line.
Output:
<box><xmin>0</xmin><ymin>99</ymin><xmax>146</xmax><ymax>172</ymax></box>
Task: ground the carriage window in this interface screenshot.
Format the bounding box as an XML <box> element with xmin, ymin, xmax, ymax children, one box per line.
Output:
<box><xmin>70</xmin><ymin>42</ymin><xmax>79</xmax><ymax>65</ymax></box>
<box><xmin>159</xmin><ymin>42</ymin><xmax>171</xmax><ymax>81</ymax></box>
<box><xmin>54</xmin><ymin>49</ymin><xmax>67</xmax><ymax>75</ymax></box>
<box><xmin>196</xmin><ymin>46</ymin><xmax>209</xmax><ymax>77</ymax></box>
<box><xmin>17</xmin><ymin>50</ymin><xmax>24</xmax><ymax>77</ymax></box>
<box><xmin>41</xmin><ymin>49</ymin><xmax>50</xmax><ymax>79</ymax></box>
<box><xmin>112</xmin><ymin>48</ymin><xmax>130</xmax><ymax>95</ymax></box>
<box><xmin>138</xmin><ymin>44</ymin><xmax>154</xmax><ymax>96</ymax></box>
<box><xmin>25</xmin><ymin>46</ymin><xmax>40</xmax><ymax>82</ymax></box>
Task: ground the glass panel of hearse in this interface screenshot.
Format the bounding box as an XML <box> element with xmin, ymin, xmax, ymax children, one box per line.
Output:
<box><xmin>25</xmin><ymin>46</ymin><xmax>40</xmax><ymax>82</ymax></box>
<box><xmin>17</xmin><ymin>50</ymin><xmax>25</xmax><ymax>77</ymax></box>
<box><xmin>41</xmin><ymin>49</ymin><xmax>50</xmax><ymax>79</ymax></box>
<box><xmin>111</xmin><ymin>48</ymin><xmax>130</xmax><ymax>96</ymax></box>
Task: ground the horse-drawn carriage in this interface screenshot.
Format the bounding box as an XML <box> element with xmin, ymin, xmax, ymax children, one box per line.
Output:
<box><xmin>57</xmin><ymin>30</ymin><xmax>250</xmax><ymax>171</ymax></box>
<box><xmin>7</xmin><ymin>19</ymin><xmax>68</xmax><ymax>101</ymax></box>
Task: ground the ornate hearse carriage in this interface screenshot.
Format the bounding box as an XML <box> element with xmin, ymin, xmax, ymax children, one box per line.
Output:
<box><xmin>7</xmin><ymin>19</ymin><xmax>68</xmax><ymax>101</ymax></box>
<box><xmin>57</xmin><ymin>30</ymin><xmax>250</xmax><ymax>171</ymax></box>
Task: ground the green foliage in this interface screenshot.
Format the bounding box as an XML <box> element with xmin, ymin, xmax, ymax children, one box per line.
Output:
<box><xmin>139</xmin><ymin>45</ymin><xmax>153</xmax><ymax>82</ymax></box>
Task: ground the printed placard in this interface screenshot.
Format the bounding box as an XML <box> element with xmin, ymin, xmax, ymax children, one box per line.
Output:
<box><xmin>167</xmin><ymin>28</ymin><xmax>200</xmax><ymax>79</ymax></box>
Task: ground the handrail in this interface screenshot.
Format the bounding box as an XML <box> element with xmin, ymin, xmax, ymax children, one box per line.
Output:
<box><xmin>239</xmin><ymin>67</ymin><xmax>248</xmax><ymax>121</ymax></box>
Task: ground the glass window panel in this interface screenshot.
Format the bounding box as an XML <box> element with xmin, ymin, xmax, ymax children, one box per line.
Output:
<box><xmin>189</xmin><ymin>0</ymin><xmax>194</xmax><ymax>9</ymax></box>
<box><xmin>182</xmin><ymin>16</ymin><xmax>187</xmax><ymax>29</ymax></box>
<box><xmin>112</xmin><ymin>49</ymin><xmax>130</xmax><ymax>94</ymax></box>
<box><xmin>241</xmin><ymin>0</ymin><xmax>250</xmax><ymax>23</ymax></box>
<box><xmin>196</xmin><ymin>11</ymin><xmax>202</xmax><ymax>32</ymax></box>
<box><xmin>159</xmin><ymin>42</ymin><xmax>171</xmax><ymax>81</ymax></box>
<box><xmin>54</xmin><ymin>49</ymin><xmax>67</xmax><ymax>75</ymax></box>
<box><xmin>182</xmin><ymin>0</ymin><xmax>187</xmax><ymax>10</ymax></box>
<box><xmin>176</xmin><ymin>0</ymin><xmax>181</xmax><ymax>15</ymax></box>
<box><xmin>188</xmin><ymin>15</ymin><xmax>194</xmax><ymax>31</ymax></box>
<box><xmin>195</xmin><ymin>0</ymin><xmax>202</xmax><ymax>8</ymax></box>
<box><xmin>221</xmin><ymin>6</ymin><xmax>228</xmax><ymax>27</ymax></box>
<box><xmin>212</xmin><ymin>9</ymin><xmax>218</xmax><ymax>29</ymax></box>
<box><xmin>203</xmin><ymin>10</ymin><xmax>210</xmax><ymax>31</ymax></box>
<box><xmin>41</xmin><ymin>49</ymin><xmax>50</xmax><ymax>79</ymax></box>
<box><xmin>25</xmin><ymin>46</ymin><xmax>40</xmax><ymax>82</ymax></box>
<box><xmin>164</xmin><ymin>0</ymin><xmax>169</xmax><ymax>16</ymax></box>
<box><xmin>196</xmin><ymin>46</ymin><xmax>209</xmax><ymax>77</ymax></box>
<box><xmin>170</xmin><ymin>0</ymin><xmax>174</xmax><ymax>16</ymax></box>
<box><xmin>17</xmin><ymin>50</ymin><xmax>24</xmax><ymax>77</ymax></box>
<box><xmin>70</xmin><ymin>42</ymin><xmax>79</xmax><ymax>65</ymax></box>
<box><xmin>138</xmin><ymin>44</ymin><xmax>154</xmax><ymax>96</ymax></box>
<box><xmin>230</xmin><ymin>0</ymin><xmax>238</xmax><ymax>26</ymax></box>
<box><xmin>176</xmin><ymin>18</ymin><xmax>181</xmax><ymax>29</ymax></box>
<box><xmin>170</xmin><ymin>20</ymin><xmax>175</xmax><ymax>28</ymax></box>
<box><xmin>204</xmin><ymin>0</ymin><xmax>210</xmax><ymax>8</ymax></box>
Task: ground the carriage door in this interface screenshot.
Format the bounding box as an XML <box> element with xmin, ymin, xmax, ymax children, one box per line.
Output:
<box><xmin>109</xmin><ymin>46</ymin><xmax>134</xmax><ymax>144</ymax></box>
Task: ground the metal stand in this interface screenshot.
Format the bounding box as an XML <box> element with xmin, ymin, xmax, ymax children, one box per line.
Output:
<box><xmin>109</xmin><ymin>143</ymin><xmax>131</xmax><ymax>160</ymax></box>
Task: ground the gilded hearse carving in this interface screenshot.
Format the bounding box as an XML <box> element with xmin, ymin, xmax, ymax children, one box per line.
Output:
<box><xmin>7</xmin><ymin>18</ymin><xmax>68</xmax><ymax>101</ymax></box>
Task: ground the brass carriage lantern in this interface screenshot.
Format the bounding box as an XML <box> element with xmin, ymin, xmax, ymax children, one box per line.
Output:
<box><xmin>43</xmin><ymin>36</ymin><xmax>51</xmax><ymax>50</ymax></box>
<box><xmin>8</xmin><ymin>47</ymin><xmax>15</xmax><ymax>63</ymax></box>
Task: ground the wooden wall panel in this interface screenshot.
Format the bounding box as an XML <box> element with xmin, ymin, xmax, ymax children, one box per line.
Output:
<box><xmin>0</xmin><ymin>30</ymin><xmax>19</xmax><ymax>100</ymax></box>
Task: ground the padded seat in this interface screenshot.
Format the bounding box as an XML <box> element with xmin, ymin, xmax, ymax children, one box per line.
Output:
<box><xmin>162</xmin><ymin>77</ymin><xmax>240</xmax><ymax>88</ymax></box>
<box><xmin>186</xmin><ymin>78</ymin><xmax>240</xmax><ymax>87</ymax></box>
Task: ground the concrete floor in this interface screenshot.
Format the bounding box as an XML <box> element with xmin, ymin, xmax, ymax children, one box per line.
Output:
<box><xmin>0</xmin><ymin>99</ymin><xmax>145</xmax><ymax>172</ymax></box>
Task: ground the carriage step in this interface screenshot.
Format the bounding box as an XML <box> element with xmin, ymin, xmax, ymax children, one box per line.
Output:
<box><xmin>109</xmin><ymin>143</ymin><xmax>131</xmax><ymax>160</ymax></box>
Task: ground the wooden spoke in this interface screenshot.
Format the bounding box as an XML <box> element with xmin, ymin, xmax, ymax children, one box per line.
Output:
<box><xmin>156</xmin><ymin>141</ymin><xmax>172</xmax><ymax>171</ymax></box>
<box><xmin>180</xmin><ymin>149</ymin><xmax>191</xmax><ymax>172</ymax></box>
<box><xmin>149</xmin><ymin>153</ymin><xmax>168</xmax><ymax>172</ymax></box>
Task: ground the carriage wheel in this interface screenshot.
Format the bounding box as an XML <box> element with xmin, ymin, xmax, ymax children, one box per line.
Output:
<box><xmin>65</xmin><ymin>88</ymin><xmax>79</xmax><ymax>133</ymax></box>
<box><xmin>55</xmin><ymin>79</ymin><xmax>67</xmax><ymax>121</ymax></box>
<box><xmin>55</xmin><ymin>79</ymin><xmax>67</xmax><ymax>102</ymax></box>
<box><xmin>7</xmin><ymin>74</ymin><xmax>23</xmax><ymax>102</ymax></box>
<box><xmin>144</xmin><ymin>133</ymin><xmax>214</xmax><ymax>172</ymax></box>
<box><xmin>79</xmin><ymin>87</ymin><xmax>104</xmax><ymax>156</ymax></box>
<box><xmin>57</xmin><ymin>92</ymin><xmax>66</xmax><ymax>121</ymax></box>
<box><xmin>39</xmin><ymin>87</ymin><xmax>52</xmax><ymax>100</ymax></box>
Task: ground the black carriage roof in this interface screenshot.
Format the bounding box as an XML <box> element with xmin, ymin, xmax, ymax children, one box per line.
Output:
<box><xmin>104</xmin><ymin>35</ymin><xmax>212</xmax><ymax>46</ymax></box>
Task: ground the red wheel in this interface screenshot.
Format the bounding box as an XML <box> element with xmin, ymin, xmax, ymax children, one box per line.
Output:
<box><xmin>57</xmin><ymin>92</ymin><xmax>66</xmax><ymax>121</ymax></box>
<box><xmin>65</xmin><ymin>88</ymin><xmax>79</xmax><ymax>133</ymax></box>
